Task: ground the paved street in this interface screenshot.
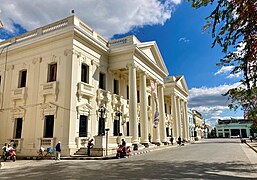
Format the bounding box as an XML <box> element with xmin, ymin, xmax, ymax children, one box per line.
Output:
<box><xmin>1</xmin><ymin>138</ymin><xmax>257</xmax><ymax>179</ymax></box>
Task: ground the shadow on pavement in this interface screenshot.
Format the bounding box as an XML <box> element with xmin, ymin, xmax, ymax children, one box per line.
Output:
<box><xmin>1</xmin><ymin>159</ymin><xmax>256</xmax><ymax>179</ymax></box>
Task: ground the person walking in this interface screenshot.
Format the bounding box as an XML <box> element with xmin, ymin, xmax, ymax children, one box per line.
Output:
<box><xmin>170</xmin><ymin>137</ymin><xmax>174</xmax><ymax>145</ymax></box>
<box><xmin>178</xmin><ymin>136</ymin><xmax>182</xmax><ymax>146</ymax></box>
<box><xmin>55</xmin><ymin>141</ymin><xmax>61</xmax><ymax>160</ymax></box>
<box><xmin>87</xmin><ymin>139</ymin><xmax>94</xmax><ymax>156</ymax></box>
<box><xmin>148</xmin><ymin>133</ymin><xmax>151</xmax><ymax>143</ymax></box>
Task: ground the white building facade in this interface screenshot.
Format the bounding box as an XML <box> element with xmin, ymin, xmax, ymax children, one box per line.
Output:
<box><xmin>0</xmin><ymin>16</ymin><xmax>190</xmax><ymax>156</ymax></box>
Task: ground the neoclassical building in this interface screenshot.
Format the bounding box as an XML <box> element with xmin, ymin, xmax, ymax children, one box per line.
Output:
<box><xmin>0</xmin><ymin>16</ymin><xmax>190</xmax><ymax>156</ymax></box>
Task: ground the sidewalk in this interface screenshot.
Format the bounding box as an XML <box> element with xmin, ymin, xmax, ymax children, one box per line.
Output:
<box><xmin>0</xmin><ymin>143</ymin><xmax>186</xmax><ymax>169</ymax></box>
<box><xmin>61</xmin><ymin>143</ymin><xmax>181</xmax><ymax>160</ymax></box>
<box><xmin>245</xmin><ymin>139</ymin><xmax>257</xmax><ymax>153</ymax></box>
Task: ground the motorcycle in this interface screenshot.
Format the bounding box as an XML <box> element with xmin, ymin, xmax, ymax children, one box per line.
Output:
<box><xmin>2</xmin><ymin>148</ymin><xmax>16</xmax><ymax>162</ymax></box>
<box><xmin>116</xmin><ymin>145</ymin><xmax>131</xmax><ymax>158</ymax></box>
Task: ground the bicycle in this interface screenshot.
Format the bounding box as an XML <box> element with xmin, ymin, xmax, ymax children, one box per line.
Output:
<box><xmin>37</xmin><ymin>147</ymin><xmax>55</xmax><ymax>159</ymax></box>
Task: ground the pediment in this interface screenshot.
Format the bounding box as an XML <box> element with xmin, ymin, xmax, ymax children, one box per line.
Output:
<box><xmin>77</xmin><ymin>103</ymin><xmax>93</xmax><ymax>111</ymax></box>
<box><xmin>138</xmin><ymin>41</ymin><xmax>168</xmax><ymax>75</ymax></box>
<box><xmin>176</xmin><ymin>76</ymin><xmax>189</xmax><ymax>95</ymax></box>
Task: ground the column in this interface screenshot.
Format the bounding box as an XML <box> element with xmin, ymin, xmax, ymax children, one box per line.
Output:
<box><xmin>152</xmin><ymin>81</ymin><xmax>161</xmax><ymax>144</ymax></box>
<box><xmin>128</xmin><ymin>64</ymin><xmax>138</xmax><ymax>144</ymax></box>
<box><xmin>184</xmin><ymin>101</ymin><xmax>190</xmax><ymax>140</ymax></box>
<box><xmin>176</xmin><ymin>97</ymin><xmax>182</xmax><ymax>138</ymax></box>
<box><xmin>181</xmin><ymin>101</ymin><xmax>187</xmax><ymax>139</ymax></box>
<box><xmin>158</xmin><ymin>84</ymin><xmax>167</xmax><ymax>143</ymax></box>
<box><xmin>140</xmin><ymin>72</ymin><xmax>148</xmax><ymax>145</ymax></box>
<box><xmin>172</xmin><ymin>94</ymin><xmax>178</xmax><ymax>139</ymax></box>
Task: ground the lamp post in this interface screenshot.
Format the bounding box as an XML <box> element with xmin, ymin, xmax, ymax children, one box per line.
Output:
<box><xmin>98</xmin><ymin>106</ymin><xmax>106</xmax><ymax>136</ymax></box>
<box><xmin>105</xmin><ymin>128</ymin><xmax>110</xmax><ymax>156</ymax></box>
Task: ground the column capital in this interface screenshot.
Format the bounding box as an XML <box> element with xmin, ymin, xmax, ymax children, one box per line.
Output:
<box><xmin>158</xmin><ymin>83</ymin><xmax>165</xmax><ymax>88</ymax></box>
<box><xmin>126</xmin><ymin>62</ymin><xmax>137</xmax><ymax>69</ymax></box>
<box><xmin>139</xmin><ymin>70</ymin><xmax>146</xmax><ymax>75</ymax></box>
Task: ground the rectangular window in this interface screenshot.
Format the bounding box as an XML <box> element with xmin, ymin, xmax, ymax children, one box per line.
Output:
<box><xmin>165</xmin><ymin>104</ymin><xmax>167</xmax><ymax>113</ymax></box>
<box><xmin>79</xmin><ymin>115</ymin><xmax>88</xmax><ymax>137</ymax></box>
<box><xmin>18</xmin><ymin>70</ymin><xmax>27</xmax><ymax>88</ymax></box>
<box><xmin>148</xmin><ymin>96</ymin><xmax>151</xmax><ymax>106</ymax></box>
<box><xmin>113</xmin><ymin>120</ymin><xmax>120</xmax><ymax>136</ymax></box>
<box><xmin>99</xmin><ymin>72</ymin><xmax>106</xmax><ymax>90</ymax></box>
<box><xmin>126</xmin><ymin>122</ymin><xmax>129</xmax><ymax>136</ymax></box>
<box><xmin>81</xmin><ymin>64</ymin><xmax>89</xmax><ymax>83</ymax></box>
<box><xmin>127</xmin><ymin>86</ymin><xmax>129</xmax><ymax>99</ymax></box>
<box><xmin>137</xmin><ymin>90</ymin><xmax>140</xmax><ymax>103</ymax></box>
<box><xmin>0</xmin><ymin>75</ymin><xmax>1</xmax><ymax>87</ymax></box>
<box><xmin>44</xmin><ymin>115</ymin><xmax>54</xmax><ymax>138</ymax></box>
<box><xmin>47</xmin><ymin>63</ymin><xmax>57</xmax><ymax>82</ymax></box>
<box><xmin>113</xmin><ymin>79</ymin><xmax>119</xmax><ymax>94</ymax></box>
<box><xmin>14</xmin><ymin>118</ymin><xmax>23</xmax><ymax>139</ymax></box>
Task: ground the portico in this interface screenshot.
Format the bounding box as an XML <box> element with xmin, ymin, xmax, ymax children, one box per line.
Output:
<box><xmin>109</xmin><ymin>36</ymin><xmax>169</xmax><ymax>147</ymax></box>
<box><xmin>164</xmin><ymin>76</ymin><xmax>190</xmax><ymax>141</ymax></box>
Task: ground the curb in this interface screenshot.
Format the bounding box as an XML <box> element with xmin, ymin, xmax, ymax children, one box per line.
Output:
<box><xmin>245</xmin><ymin>142</ymin><xmax>257</xmax><ymax>153</ymax></box>
<box><xmin>4</xmin><ymin>143</ymin><xmax>190</xmax><ymax>163</ymax></box>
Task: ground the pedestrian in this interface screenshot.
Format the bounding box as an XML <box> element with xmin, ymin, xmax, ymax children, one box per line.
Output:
<box><xmin>87</xmin><ymin>139</ymin><xmax>94</xmax><ymax>156</ymax></box>
<box><xmin>178</xmin><ymin>136</ymin><xmax>182</xmax><ymax>146</ymax></box>
<box><xmin>170</xmin><ymin>137</ymin><xmax>174</xmax><ymax>145</ymax></box>
<box><xmin>148</xmin><ymin>133</ymin><xmax>151</xmax><ymax>143</ymax></box>
<box><xmin>249</xmin><ymin>135</ymin><xmax>253</xmax><ymax>142</ymax></box>
<box><xmin>2</xmin><ymin>143</ymin><xmax>8</xmax><ymax>157</ymax></box>
<box><xmin>55</xmin><ymin>141</ymin><xmax>61</xmax><ymax>160</ymax></box>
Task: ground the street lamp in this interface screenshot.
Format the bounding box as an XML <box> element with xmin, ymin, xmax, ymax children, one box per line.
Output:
<box><xmin>98</xmin><ymin>106</ymin><xmax>106</xmax><ymax>135</ymax></box>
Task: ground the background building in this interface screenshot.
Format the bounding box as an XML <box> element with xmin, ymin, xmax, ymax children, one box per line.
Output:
<box><xmin>187</xmin><ymin>109</ymin><xmax>195</xmax><ymax>141</ymax></box>
<box><xmin>192</xmin><ymin>110</ymin><xmax>204</xmax><ymax>140</ymax></box>
<box><xmin>216</xmin><ymin>119</ymin><xmax>253</xmax><ymax>138</ymax></box>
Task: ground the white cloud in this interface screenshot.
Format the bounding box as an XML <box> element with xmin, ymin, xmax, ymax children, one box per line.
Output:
<box><xmin>206</xmin><ymin>115</ymin><xmax>243</xmax><ymax>127</ymax></box>
<box><xmin>0</xmin><ymin>0</ymin><xmax>181</xmax><ymax>39</ymax></box>
<box><xmin>189</xmin><ymin>82</ymin><xmax>242</xmax><ymax>125</ymax></box>
<box><xmin>215</xmin><ymin>65</ymin><xmax>242</xmax><ymax>79</ymax></box>
<box><xmin>226</xmin><ymin>71</ymin><xmax>243</xmax><ymax>79</ymax></box>
<box><xmin>178</xmin><ymin>37</ymin><xmax>190</xmax><ymax>43</ymax></box>
<box><xmin>215</xmin><ymin>66</ymin><xmax>234</xmax><ymax>75</ymax></box>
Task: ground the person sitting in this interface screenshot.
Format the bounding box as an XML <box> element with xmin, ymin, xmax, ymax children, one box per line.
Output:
<box><xmin>2</xmin><ymin>143</ymin><xmax>8</xmax><ymax>157</ymax></box>
<box><xmin>10</xmin><ymin>140</ymin><xmax>17</xmax><ymax>150</ymax></box>
<box><xmin>121</xmin><ymin>139</ymin><xmax>126</xmax><ymax>156</ymax></box>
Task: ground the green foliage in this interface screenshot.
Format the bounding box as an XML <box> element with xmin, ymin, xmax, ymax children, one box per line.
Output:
<box><xmin>187</xmin><ymin>0</ymin><xmax>257</xmax><ymax>121</ymax></box>
<box><xmin>251</xmin><ymin>119</ymin><xmax>257</xmax><ymax>133</ymax></box>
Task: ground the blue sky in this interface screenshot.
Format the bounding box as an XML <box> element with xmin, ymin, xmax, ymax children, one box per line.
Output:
<box><xmin>0</xmin><ymin>0</ymin><xmax>243</xmax><ymax>126</ymax></box>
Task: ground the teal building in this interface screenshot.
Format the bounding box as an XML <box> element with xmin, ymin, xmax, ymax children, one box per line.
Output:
<box><xmin>216</xmin><ymin>119</ymin><xmax>253</xmax><ymax>138</ymax></box>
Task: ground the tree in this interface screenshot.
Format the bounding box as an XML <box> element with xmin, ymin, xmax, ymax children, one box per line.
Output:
<box><xmin>187</xmin><ymin>0</ymin><xmax>257</xmax><ymax>123</ymax></box>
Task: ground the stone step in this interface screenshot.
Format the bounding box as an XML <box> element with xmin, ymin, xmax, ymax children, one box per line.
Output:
<box><xmin>74</xmin><ymin>147</ymin><xmax>88</xmax><ymax>155</ymax></box>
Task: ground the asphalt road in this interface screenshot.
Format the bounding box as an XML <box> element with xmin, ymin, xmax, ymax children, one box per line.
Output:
<box><xmin>1</xmin><ymin>138</ymin><xmax>257</xmax><ymax>179</ymax></box>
